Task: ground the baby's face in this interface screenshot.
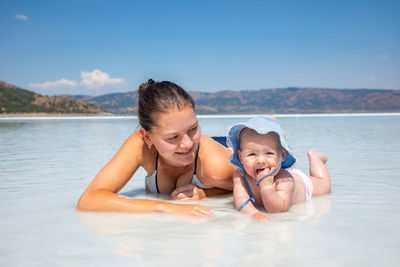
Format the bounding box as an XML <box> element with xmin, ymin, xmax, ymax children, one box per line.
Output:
<box><xmin>238</xmin><ymin>129</ymin><xmax>282</xmax><ymax>180</ymax></box>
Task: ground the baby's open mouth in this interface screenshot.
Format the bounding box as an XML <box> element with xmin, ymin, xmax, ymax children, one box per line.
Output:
<box><xmin>256</xmin><ymin>168</ymin><xmax>265</xmax><ymax>175</ymax></box>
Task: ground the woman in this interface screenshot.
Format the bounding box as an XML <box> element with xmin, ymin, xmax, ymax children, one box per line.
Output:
<box><xmin>77</xmin><ymin>79</ymin><xmax>234</xmax><ymax>217</ymax></box>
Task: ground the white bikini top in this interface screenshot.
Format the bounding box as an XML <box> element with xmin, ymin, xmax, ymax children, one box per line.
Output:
<box><xmin>145</xmin><ymin>146</ymin><xmax>212</xmax><ymax>193</ymax></box>
<box><xmin>145</xmin><ymin>172</ymin><xmax>212</xmax><ymax>193</ymax></box>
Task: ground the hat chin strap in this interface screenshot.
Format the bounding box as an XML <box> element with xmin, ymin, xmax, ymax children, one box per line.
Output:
<box><xmin>255</xmin><ymin>147</ymin><xmax>283</xmax><ymax>186</ymax></box>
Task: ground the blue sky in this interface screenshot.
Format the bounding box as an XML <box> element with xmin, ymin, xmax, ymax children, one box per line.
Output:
<box><xmin>1</xmin><ymin>0</ymin><xmax>399</xmax><ymax>96</ymax></box>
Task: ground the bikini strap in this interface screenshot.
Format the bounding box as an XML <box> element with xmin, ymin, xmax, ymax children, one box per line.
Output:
<box><xmin>238</xmin><ymin>169</ymin><xmax>255</xmax><ymax>211</ymax></box>
<box><xmin>154</xmin><ymin>152</ymin><xmax>160</xmax><ymax>193</ymax></box>
<box><xmin>193</xmin><ymin>143</ymin><xmax>200</xmax><ymax>175</ymax></box>
<box><xmin>155</xmin><ymin>152</ymin><xmax>159</xmax><ymax>170</ymax></box>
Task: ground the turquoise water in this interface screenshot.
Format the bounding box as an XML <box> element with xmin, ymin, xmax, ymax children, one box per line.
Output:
<box><xmin>1</xmin><ymin>114</ymin><xmax>399</xmax><ymax>266</ymax></box>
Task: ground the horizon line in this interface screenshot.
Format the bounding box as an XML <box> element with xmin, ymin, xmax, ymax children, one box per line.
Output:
<box><xmin>1</xmin><ymin>112</ymin><xmax>400</xmax><ymax>121</ymax></box>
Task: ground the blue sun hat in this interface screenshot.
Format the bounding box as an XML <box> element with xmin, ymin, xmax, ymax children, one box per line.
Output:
<box><xmin>227</xmin><ymin>116</ymin><xmax>296</xmax><ymax>170</ymax></box>
<box><xmin>227</xmin><ymin>116</ymin><xmax>297</xmax><ymax>211</ymax></box>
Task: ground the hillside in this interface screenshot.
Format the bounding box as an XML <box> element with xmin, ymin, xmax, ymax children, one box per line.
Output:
<box><xmin>2</xmin><ymin>80</ymin><xmax>399</xmax><ymax>115</ymax></box>
<box><xmin>71</xmin><ymin>87</ymin><xmax>400</xmax><ymax>114</ymax></box>
<box><xmin>70</xmin><ymin>91</ymin><xmax>137</xmax><ymax>114</ymax></box>
<box><xmin>193</xmin><ymin>88</ymin><xmax>400</xmax><ymax>114</ymax></box>
<box><xmin>0</xmin><ymin>81</ymin><xmax>105</xmax><ymax>114</ymax></box>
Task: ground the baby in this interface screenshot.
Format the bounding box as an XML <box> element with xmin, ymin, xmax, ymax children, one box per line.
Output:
<box><xmin>227</xmin><ymin>116</ymin><xmax>331</xmax><ymax>220</ymax></box>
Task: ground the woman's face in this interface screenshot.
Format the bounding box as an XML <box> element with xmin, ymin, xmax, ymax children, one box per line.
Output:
<box><xmin>148</xmin><ymin>105</ymin><xmax>201</xmax><ymax>167</ymax></box>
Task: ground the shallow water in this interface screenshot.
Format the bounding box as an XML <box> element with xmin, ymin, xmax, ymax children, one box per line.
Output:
<box><xmin>1</xmin><ymin>114</ymin><xmax>399</xmax><ymax>266</ymax></box>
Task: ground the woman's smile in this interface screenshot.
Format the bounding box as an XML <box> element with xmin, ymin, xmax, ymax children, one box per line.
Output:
<box><xmin>175</xmin><ymin>146</ymin><xmax>194</xmax><ymax>157</ymax></box>
<box><xmin>176</xmin><ymin>148</ymin><xmax>193</xmax><ymax>155</ymax></box>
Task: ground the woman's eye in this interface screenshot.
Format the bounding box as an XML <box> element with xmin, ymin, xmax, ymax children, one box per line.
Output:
<box><xmin>169</xmin><ymin>135</ymin><xmax>179</xmax><ymax>140</ymax></box>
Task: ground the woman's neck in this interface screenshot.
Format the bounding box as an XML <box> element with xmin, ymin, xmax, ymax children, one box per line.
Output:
<box><xmin>158</xmin><ymin>154</ymin><xmax>193</xmax><ymax>172</ymax></box>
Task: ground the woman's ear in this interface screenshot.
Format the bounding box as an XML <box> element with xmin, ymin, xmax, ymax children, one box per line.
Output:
<box><xmin>139</xmin><ymin>128</ymin><xmax>153</xmax><ymax>146</ymax></box>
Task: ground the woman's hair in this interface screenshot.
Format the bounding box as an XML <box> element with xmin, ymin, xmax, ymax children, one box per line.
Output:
<box><xmin>138</xmin><ymin>79</ymin><xmax>195</xmax><ymax>131</ymax></box>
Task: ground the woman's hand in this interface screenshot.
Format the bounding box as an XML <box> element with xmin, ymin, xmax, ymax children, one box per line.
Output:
<box><xmin>171</xmin><ymin>184</ymin><xmax>206</xmax><ymax>201</ymax></box>
<box><xmin>159</xmin><ymin>202</ymin><xmax>213</xmax><ymax>217</ymax></box>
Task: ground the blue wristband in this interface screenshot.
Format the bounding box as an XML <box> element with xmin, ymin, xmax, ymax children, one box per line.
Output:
<box><xmin>238</xmin><ymin>197</ymin><xmax>255</xmax><ymax>211</ymax></box>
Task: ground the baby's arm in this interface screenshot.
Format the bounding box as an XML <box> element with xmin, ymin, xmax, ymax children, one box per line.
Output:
<box><xmin>233</xmin><ymin>168</ymin><xmax>270</xmax><ymax>220</ymax></box>
<box><xmin>258</xmin><ymin>170</ymin><xmax>294</xmax><ymax>213</ymax></box>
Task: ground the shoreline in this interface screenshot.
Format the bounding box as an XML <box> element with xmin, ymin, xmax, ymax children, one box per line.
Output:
<box><xmin>1</xmin><ymin>112</ymin><xmax>400</xmax><ymax>120</ymax></box>
<box><xmin>0</xmin><ymin>112</ymin><xmax>112</xmax><ymax>117</ymax></box>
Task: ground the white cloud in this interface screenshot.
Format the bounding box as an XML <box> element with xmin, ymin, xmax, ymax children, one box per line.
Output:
<box><xmin>80</xmin><ymin>69</ymin><xmax>126</xmax><ymax>89</ymax></box>
<box><xmin>29</xmin><ymin>70</ymin><xmax>126</xmax><ymax>93</ymax></box>
<box><xmin>15</xmin><ymin>14</ymin><xmax>28</xmax><ymax>21</ymax></box>
<box><xmin>29</xmin><ymin>79</ymin><xmax>78</xmax><ymax>90</ymax></box>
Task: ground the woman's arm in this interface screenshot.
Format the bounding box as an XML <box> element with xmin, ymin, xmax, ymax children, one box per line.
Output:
<box><xmin>197</xmin><ymin>135</ymin><xmax>235</xmax><ymax>191</ymax></box>
<box><xmin>76</xmin><ymin>131</ymin><xmax>213</xmax><ymax>217</ymax></box>
<box><xmin>171</xmin><ymin>185</ymin><xmax>230</xmax><ymax>201</ymax></box>
<box><xmin>258</xmin><ymin>170</ymin><xmax>295</xmax><ymax>213</ymax></box>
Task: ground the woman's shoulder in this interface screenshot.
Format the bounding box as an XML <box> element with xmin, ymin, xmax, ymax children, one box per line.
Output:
<box><xmin>199</xmin><ymin>135</ymin><xmax>230</xmax><ymax>153</ymax></box>
<box><xmin>122</xmin><ymin>130</ymin><xmax>145</xmax><ymax>149</ymax></box>
<box><xmin>116</xmin><ymin>130</ymin><xmax>155</xmax><ymax>170</ymax></box>
<box><xmin>197</xmin><ymin>135</ymin><xmax>234</xmax><ymax>189</ymax></box>
<box><xmin>199</xmin><ymin>135</ymin><xmax>232</xmax><ymax>162</ymax></box>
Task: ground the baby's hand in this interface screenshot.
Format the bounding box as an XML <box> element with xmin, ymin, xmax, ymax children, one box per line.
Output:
<box><xmin>251</xmin><ymin>211</ymin><xmax>271</xmax><ymax>221</ymax></box>
<box><xmin>257</xmin><ymin>174</ymin><xmax>275</xmax><ymax>186</ymax></box>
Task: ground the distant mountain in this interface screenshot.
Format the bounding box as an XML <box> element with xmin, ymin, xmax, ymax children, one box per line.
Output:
<box><xmin>193</xmin><ymin>87</ymin><xmax>400</xmax><ymax>114</ymax></box>
<box><xmin>67</xmin><ymin>91</ymin><xmax>137</xmax><ymax>114</ymax></box>
<box><xmin>2</xmin><ymin>80</ymin><xmax>399</xmax><ymax>115</ymax></box>
<box><xmin>0</xmin><ymin>81</ymin><xmax>105</xmax><ymax>114</ymax></box>
<box><xmin>69</xmin><ymin>87</ymin><xmax>400</xmax><ymax>114</ymax></box>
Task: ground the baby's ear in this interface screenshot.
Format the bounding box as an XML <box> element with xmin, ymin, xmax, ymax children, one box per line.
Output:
<box><xmin>282</xmin><ymin>148</ymin><xmax>287</xmax><ymax>160</ymax></box>
<box><xmin>238</xmin><ymin>150</ymin><xmax>242</xmax><ymax>161</ymax></box>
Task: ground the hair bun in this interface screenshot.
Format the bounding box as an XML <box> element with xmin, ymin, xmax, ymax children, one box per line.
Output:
<box><xmin>137</xmin><ymin>80</ymin><xmax>195</xmax><ymax>131</ymax></box>
<box><xmin>138</xmin><ymin>79</ymin><xmax>156</xmax><ymax>100</ymax></box>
